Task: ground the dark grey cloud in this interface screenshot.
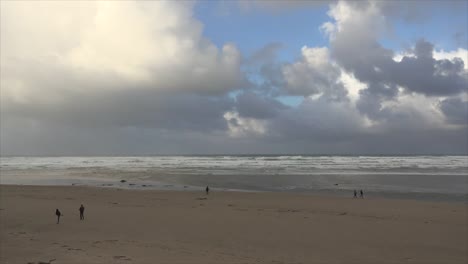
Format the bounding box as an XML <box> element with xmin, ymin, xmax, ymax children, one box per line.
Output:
<box><xmin>252</xmin><ymin>97</ymin><xmax>468</xmax><ymax>155</ymax></box>
<box><xmin>394</xmin><ymin>40</ymin><xmax>467</xmax><ymax>96</ymax></box>
<box><xmin>352</xmin><ymin>1</ymin><xmax>467</xmax><ymax>23</ymax></box>
<box><xmin>235</xmin><ymin>92</ymin><xmax>288</xmax><ymax>119</ymax></box>
<box><xmin>256</xmin><ymin>62</ymin><xmax>286</xmax><ymax>97</ymax></box>
<box><xmin>268</xmin><ymin>97</ymin><xmax>365</xmax><ymax>141</ymax></box>
<box><xmin>439</xmin><ymin>98</ymin><xmax>468</xmax><ymax>125</ymax></box>
<box><xmin>3</xmin><ymin>91</ymin><xmax>233</xmax><ymax>132</ymax></box>
<box><xmin>0</xmin><ymin>119</ymin><xmax>266</xmax><ymax>156</ymax></box>
<box><xmin>333</xmin><ymin>36</ymin><xmax>467</xmax><ymax>98</ymax></box>
<box><xmin>356</xmin><ymin>83</ymin><xmax>398</xmax><ymax>119</ymax></box>
<box><xmin>1</xmin><ymin>56</ymin><xmax>237</xmax><ymax>132</ymax></box>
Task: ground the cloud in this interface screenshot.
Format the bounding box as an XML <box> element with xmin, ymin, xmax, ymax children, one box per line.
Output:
<box><xmin>235</xmin><ymin>92</ymin><xmax>288</xmax><ymax>119</ymax></box>
<box><xmin>269</xmin><ymin>97</ymin><xmax>367</xmax><ymax>141</ymax></box>
<box><xmin>282</xmin><ymin>46</ymin><xmax>348</xmax><ymax>100</ymax></box>
<box><xmin>224</xmin><ymin>111</ymin><xmax>268</xmax><ymax>138</ymax></box>
<box><xmin>245</xmin><ymin>42</ymin><xmax>284</xmax><ymax>66</ymax></box>
<box><xmin>1</xmin><ymin>2</ymin><xmax>244</xmax><ymax>132</ymax></box>
<box><xmin>439</xmin><ymin>98</ymin><xmax>468</xmax><ymax>125</ymax></box>
<box><xmin>0</xmin><ymin>1</ymin><xmax>247</xmax><ymax>155</ymax></box>
<box><xmin>324</xmin><ymin>2</ymin><xmax>467</xmax><ymax>96</ymax></box>
<box><xmin>434</xmin><ymin>48</ymin><xmax>468</xmax><ymax>70</ymax></box>
<box><xmin>1</xmin><ymin>1</ymin><xmax>244</xmax><ymax>96</ymax></box>
<box><xmin>1</xmin><ymin>0</ymin><xmax>467</xmax><ymax>155</ymax></box>
<box><xmin>394</xmin><ymin>39</ymin><xmax>467</xmax><ymax>96</ymax></box>
<box><xmin>244</xmin><ymin>0</ymin><xmax>467</xmax><ymax>154</ymax></box>
<box><xmin>320</xmin><ymin>1</ymin><xmax>468</xmax><ymax>122</ymax></box>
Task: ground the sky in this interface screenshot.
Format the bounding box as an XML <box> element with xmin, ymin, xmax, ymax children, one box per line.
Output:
<box><xmin>0</xmin><ymin>0</ymin><xmax>467</xmax><ymax>156</ymax></box>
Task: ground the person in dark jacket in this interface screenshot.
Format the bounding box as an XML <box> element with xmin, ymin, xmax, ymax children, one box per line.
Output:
<box><xmin>79</xmin><ymin>204</ymin><xmax>85</xmax><ymax>220</ymax></box>
<box><xmin>206</xmin><ymin>186</ymin><xmax>210</xmax><ymax>195</ymax></box>
<box><xmin>55</xmin><ymin>209</ymin><xmax>62</xmax><ymax>224</ymax></box>
<box><xmin>360</xmin><ymin>190</ymin><xmax>364</xmax><ymax>199</ymax></box>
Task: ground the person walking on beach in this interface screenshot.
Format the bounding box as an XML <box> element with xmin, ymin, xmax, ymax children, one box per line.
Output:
<box><xmin>206</xmin><ymin>186</ymin><xmax>210</xmax><ymax>195</ymax></box>
<box><xmin>79</xmin><ymin>204</ymin><xmax>85</xmax><ymax>220</ymax></box>
<box><xmin>360</xmin><ymin>190</ymin><xmax>364</xmax><ymax>199</ymax></box>
<box><xmin>353</xmin><ymin>190</ymin><xmax>357</xmax><ymax>198</ymax></box>
<box><xmin>55</xmin><ymin>209</ymin><xmax>62</xmax><ymax>224</ymax></box>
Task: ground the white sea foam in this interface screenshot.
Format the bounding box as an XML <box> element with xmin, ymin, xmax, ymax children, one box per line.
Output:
<box><xmin>1</xmin><ymin>156</ymin><xmax>467</xmax><ymax>174</ymax></box>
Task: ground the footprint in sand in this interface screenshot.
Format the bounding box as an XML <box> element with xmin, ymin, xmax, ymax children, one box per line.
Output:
<box><xmin>93</xmin><ymin>239</ymin><xmax>119</xmax><ymax>246</ymax></box>
<box><xmin>113</xmin><ymin>255</ymin><xmax>132</xmax><ymax>261</ymax></box>
<box><xmin>29</xmin><ymin>258</ymin><xmax>56</xmax><ymax>264</ymax></box>
<box><xmin>67</xmin><ymin>248</ymin><xmax>83</xmax><ymax>251</ymax></box>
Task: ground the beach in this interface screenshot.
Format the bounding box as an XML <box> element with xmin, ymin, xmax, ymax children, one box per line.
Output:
<box><xmin>1</xmin><ymin>185</ymin><xmax>466</xmax><ymax>264</ymax></box>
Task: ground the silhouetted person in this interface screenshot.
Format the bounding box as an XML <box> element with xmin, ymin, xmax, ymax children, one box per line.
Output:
<box><xmin>353</xmin><ymin>190</ymin><xmax>357</xmax><ymax>198</ymax></box>
<box><xmin>206</xmin><ymin>186</ymin><xmax>210</xmax><ymax>195</ymax></box>
<box><xmin>79</xmin><ymin>204</ymin><xmax>85</xmax><ymax>220</ymax></box>
<box><xmin>55</xmin><ymin>209</ymin><xmax>62</xmax><ymax>224</ymax></box>
<box><xmin>360</xmin><ymin>190</ymin><xmax>364</xmax><ymax>199</ymax></box>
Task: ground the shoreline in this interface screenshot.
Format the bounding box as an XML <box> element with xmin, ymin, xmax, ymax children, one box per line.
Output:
<box><xmin>1</xmin><ymin>184</ymin><xmax>467</xmax><ymax>263</ymax></box>
<box><xmin>2</xmin><ymin>155</ymin><xmax>466</xmax><ymax>203</ymax></box>
<box><xmin>1</xmin><ymin>181</ymin><xmax>466</xmax><ymax>203</ymax></box>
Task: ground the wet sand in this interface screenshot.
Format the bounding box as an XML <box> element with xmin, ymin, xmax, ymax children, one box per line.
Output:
<box><xmin>1</xmin><ymin>185</ymin><xmax>466</xmax><ymax>263</ymax></box>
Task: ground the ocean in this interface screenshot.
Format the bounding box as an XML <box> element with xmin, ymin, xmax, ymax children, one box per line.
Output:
<box><xmin>1</xmin><ymin>156</ymin><xmax>467</xmax><ymax>202</ymax></box>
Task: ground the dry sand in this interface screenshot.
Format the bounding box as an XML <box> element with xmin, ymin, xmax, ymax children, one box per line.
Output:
<box><xmin>0</xmin><ymin>185</ymin><xmax>466</xmax><ymax>264</ymax></box>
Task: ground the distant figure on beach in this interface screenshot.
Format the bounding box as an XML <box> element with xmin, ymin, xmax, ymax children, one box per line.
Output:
<box><xmin>353</xmin><ymin>190</ymin><xmax>357</xmax><ymax>198</ymax></box>
<box><xmin>79</xmin><ymin>204</ymin><xmax>85</xmax><ymax>220</ymax></box>
<box><xmin>55</xmin><ymin>209</ymin><xmax>62</xmax><ymax>224</ymax></box>
<box><xmin>206</xmin><ymin>186</ymin><xmax>210</xmax><ymax>195</ymax></box>
<box><xmin>360</xmin><ymin>190</ymin><xmax>364</xmax><ymax>199</ymax></box>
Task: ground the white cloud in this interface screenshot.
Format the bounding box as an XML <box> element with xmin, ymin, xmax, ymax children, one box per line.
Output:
<box><xmin>282</xmin><ymin>46</ymin><xmax>347</xmax><ymax>100</ymax></box>
<box><xmin>224</xmin><ymin>111</ymin><xmax>267</xmax><ymax>137</ymax></box>
<box><xmin>434</xmin><ymin>48</ymin><xmax>468</xmax><ymax>70</ymax></box>
<box><xmin>1</xmin><ymin>1</ymin><xmax>243</xmax><ymax>97</ymax></box>
<box><xmin>339</xmin><ymin>71</ymin><xmax>366</xmax><ymax>102</ymax></box>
